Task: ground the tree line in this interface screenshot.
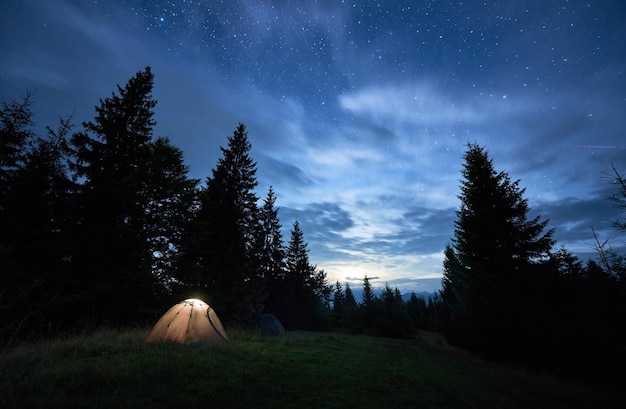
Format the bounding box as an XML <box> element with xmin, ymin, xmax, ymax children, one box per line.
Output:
<box><xmin>0</xmin><ymin>67</ymin><xmax>437</xmax><ymax>343</ymax></box>
<box><xmin>439</xmin><ymin>143</ymin><xmax>626</xmax><ymax>381</ymax></box>
<box><xmin>329</xmin><ymin>276</ymin><xmax>438</xmax><ymax>338</ymax></box>
<box><xmin>0</xmin><ymin>67</ymin><xmax>334</xmax><ymax>342</ymax></box>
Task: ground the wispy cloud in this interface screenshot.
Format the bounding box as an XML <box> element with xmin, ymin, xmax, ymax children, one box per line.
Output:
<box><xmin>339</xmin><ymin>82</ymin><xmax>486</xmax><ymax>127</ymax></box>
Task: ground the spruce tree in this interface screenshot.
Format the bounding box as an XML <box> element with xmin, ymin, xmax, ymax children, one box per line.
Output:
<box><xmin>280</xmin><ymin>221</ymin><xmax>329</xmax><ymax>329</ymax></box>
<box><xmin>190</xmin><ymin>123</ymin><xmax>262</xmax><ymax>324</ymax></box>
<box><xmin>0</xmin><ymin>96</ymin><xmax>74</xmax><ymax>340</ymax></box>
<box><xmin>257</xmin><ymin>186</ymin><xmax>286</xmax><ymax>319</ymax></box>
<box><xmin>69</xmin><ymin>67</ymin><xmax>165</xmax><ymax>324</ymax></box>
<box><xmin>257</xmin><ymin>186</ymin><xmax>286</xmax><ymax>282</ymax></box>
<box><xmin>442</xmin><ymin>143</ymin><xmax>554</xmax><ymax>355</ymax></box>
<box><xmin>380</xmin><ymin>284</ymin><xmax>413</xmax><ymax>338</ymax></box>
<box><xmin>332</xmin><ymin>280</ymin><xmax>345</xmax><ymax>314</ymax></box>
<box><xmin>0</xmin><ymin>94</ymin><xmax>37</xmax><ymax>306</ymax></box>
<box><xmin>361</xmin><ymin>275</ymin><xmax>375</xmax><ymax>307</ymax></box>
<box><xmin>344</xmin><ymin>283</ymin><xmax>358</xmax><ymax>308</ymax></box>
<box><xmin>342</xmin><ymin>282</ymin><xmax>358</xmax><ymax>330</ymax></box>
<box><xmin>0</xmin><ymin>93</ymin><xmax>34</xmax><ymax>196</ymax></box>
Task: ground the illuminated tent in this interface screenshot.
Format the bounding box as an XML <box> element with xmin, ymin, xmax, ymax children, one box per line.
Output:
<box><xmin>145</xmin><ymin>298</ymin><xmax>229</xmax><ymax>344</ymax></box>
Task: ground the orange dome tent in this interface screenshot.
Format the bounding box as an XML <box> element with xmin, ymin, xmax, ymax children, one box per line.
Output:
<box><xmin>145</xmin><ymin>298</ymin><xmax>228</xmax><ymax>344</ymax></box>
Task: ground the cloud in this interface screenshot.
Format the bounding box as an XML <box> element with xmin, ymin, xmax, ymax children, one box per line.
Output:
<box><xmin>256</xmin><ymin>153</ymin><xmax>316</xmax><ymax>192</ymax></box>
<box><xmin>339</xmin><ymin>82</ymin><xmax>485</xmax><ymax>127</ymax></box>
<box><xmin>535</xmin><ymin>191</ymin><xmax>625</xmax><ymax>253</ymax></box>
<box><xmin>281</xmin><ymin>202</ymin><xmax>355</xmax><ymax>239</ymax></box>
<box><xmin>345</xmin><ymin>276</ymin><xmax>380</xmax><ymax>282</ymax></box>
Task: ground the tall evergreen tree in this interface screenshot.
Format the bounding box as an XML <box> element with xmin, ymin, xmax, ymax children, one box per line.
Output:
<box><xmin>188</xmin><ymin>123</ymin><xmax>262</xmax><ymax>324</ymax></box>
<box><xmin>361</xmin><ymin>275</ymin><xmax>375</xmax><ymax>307</ymax></box>
<box><xmin>279</xmin><ymin>221</ymin><xmax>330</xmax><ymax>329</ymax></box>
<box><xmin>342</xmin><ymin>282</ymin><xmax>358</xmax><ymax>330</ymax></box>
<box><xmin>257</xmin><ymin>186</ymin><xmax>286</xmax><ymax>318</ymax></box>
<box><xmin>441</xmin><ymin>143</ymin><xmax>554</xmax><ymax>355</ymax></box>
<box><xmin>332</xmin><ymin>280</ymin><xmax>345</xmax><ymax>314</ymax></box>
<box><xmin>68</xmin><ymin>67</ymin><xmax>165</xmax><ymax>324</ymax></box>
<box><xmin>379</xmin><ymin>283</ymin><xmax>413</xmax><ymax>338</ymax></box>
<box><xmin>344</xmin><ymin>283</ymin><xmax>357</xmax><ymax>308</ymax></box>
<box><xmin>0</xmin><ymin>96</ymin><xmax>74</xmax><ymax>341</ymax></box>
<box><xmin>0</xmin><ymin>93</ymin><xmax>36</xmax><ymax>286</ymax></box>
<box><xmin>0</xmin><ymin>93</ymin><xmax>35</xmax><ymax>194</ymax></box>
<box><xmin>257</xmin><ymin>186</ymin><xmax>285</xmax><ymax>281</ymax></box>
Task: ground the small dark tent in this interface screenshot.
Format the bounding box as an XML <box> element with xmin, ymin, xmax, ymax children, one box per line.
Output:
<box><xmin>253</xmin><ymin>313</ymin><xmax>286</xmax><ymax>335</ymax></box>
<box><xmin>145</xmin><ymin>298</ymin><xmax>228</xmax><ymax>344</ymax></box>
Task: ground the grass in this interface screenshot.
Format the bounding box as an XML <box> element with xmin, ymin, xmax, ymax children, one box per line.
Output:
<box><xmin>0</xmin><ymin>328</ymin><xmax>621</xmax><ymax>409</ymax></box>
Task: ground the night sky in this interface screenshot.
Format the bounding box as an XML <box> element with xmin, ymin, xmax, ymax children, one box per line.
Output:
<box><xmin>2</xmin><ymin>1</ymin><xmax>625</xmax><ymax>294</ymax></box>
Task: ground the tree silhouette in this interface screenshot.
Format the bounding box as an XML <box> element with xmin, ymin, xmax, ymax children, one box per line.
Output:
<box><xmin>257</xmin><ymin>186</ymin><xmax>287</xmax><ymax>318</ymax></box>
<box><xmin>278</xmin><ymin>221</ymin><xmax>330</xmax><ymax>329</ymax></box>
<box><xmin>441</xmin><ymin>143</ymin><xmax>554</xmax><ymax>355</ymax></box>
<box><xmin>186</xmin><ymin>123</ymin><xmax>262</xmax><ymax>324</ymax></box>
<box><xmin>68</xmin><ymin>67</ymin><xmax>169</xmax><ymax>323</ymax></box>
<box><xmin>332</xmin><ymin>280</ymin><xmax>345</xmax><ymax>314</ymax></box>
<box><xmin>0</xmin><ymin>96</ymin><xmax>74</xmax><ymax>341</ymax></box>
<box><xmin>361</xmin><ymin>275</ymin><xmax>375</xmax><ymax>307</ymax></box>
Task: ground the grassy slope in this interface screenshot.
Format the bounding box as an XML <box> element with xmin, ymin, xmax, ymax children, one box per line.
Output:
<box><xmin>0</xmin><ymin>329</ymin><xmax>621</xmax><ymax>409</ymax></box>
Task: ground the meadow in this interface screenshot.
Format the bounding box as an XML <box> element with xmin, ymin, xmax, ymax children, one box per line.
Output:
<box><xmin>0</xmin><ymin>329</ymin><xmax>621</xmax><ymax>408</ymax></box>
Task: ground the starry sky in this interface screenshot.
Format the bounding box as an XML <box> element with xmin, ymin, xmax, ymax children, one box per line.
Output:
<box><xmin>2</xmin><ymin>1</ymin><xmax>626</xmax><ymax>295</ymax></box>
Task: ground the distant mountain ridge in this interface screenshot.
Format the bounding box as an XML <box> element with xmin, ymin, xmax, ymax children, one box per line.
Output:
<box><xmin>348</xmin><ymin>288</ymin><xmax>436</xmax><ymax>304</ymax></box>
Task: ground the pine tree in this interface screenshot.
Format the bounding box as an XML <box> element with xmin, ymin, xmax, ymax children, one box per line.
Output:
<box><xmin>257</xmin><ymin>186</ymin><xmax>286</xmax><ymax>319</ymax></box>
<box><xmin>407</xmin><ymin>293</ymin><xmax>428</xmax><ymax>330</ymax></box>
<box><xmin>361</xmin><ymin>275</ymin><xmax>375</xmax><ymax>307</ymax></box>
<box><xmin>280</xmin><ymin>221</ymin><xmax>329</xmax><ymax>329</ymax></box>
<box><xmin>189</xmin><ymin>123</ymin><xmax>262</xmax><ymax>324</ymax></box>
<box><xmin>379</xmin><ymin>284</ymin><xmax>413</xmax><ymax>338</ymax></box>
<box><xmin>68</xmin><ymin>67</ymin><xmax>165</xmax><ymax>324</ymax></box>
<box><xmin>344</xmin><ymin>283</ymin><xmax>357</xmax><ymax>308</ymax></box>
<box><xmin>342</xmin><ymin>282</ymin><xmax>358</xmax><ymax>330</ymax></box>
<box><xmin>0</xmin><ymin>93</ymin><xmax>36</xmax><ymax>285</ymax></box>
<box><xmin>0</xmin><ymin>92</ymin><xmax>34</xmax><ymax>197</ymax></box>
<box><xmin>441</xmin><ymin>143</ymin><xmax>554</xmax><ymax>354</ymax></box>
<box><xmin>332</xmin><ymin>280</ymin><xmax>345</xmax><ymax>314</ymax></box>
<box><xmin>0</xmin><ymin>96</ymin><xmax>74</xmax><ymax>341</ymax></box>
<box><xmin>257</xmin><ymin>186</ymin><xmax>285</xmax><ymax>281</ymax></box>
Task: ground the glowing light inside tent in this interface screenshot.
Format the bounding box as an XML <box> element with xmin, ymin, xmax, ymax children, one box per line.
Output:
<box><xmin>145</xmin><ymin>298</ymin><xmax>229</xmax><ymax>344</ymax></box>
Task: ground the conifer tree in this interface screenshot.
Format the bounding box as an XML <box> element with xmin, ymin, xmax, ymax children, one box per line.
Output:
<box><xmin>332</xmin><ymin>280</ymin><xmax>345</xmax><ymax>314</ymax></box>
<box><xmin>0</xmin><ymin>94</ymin><xmax>36</xmax><ymax>287</ymax></box>
<box><xmin>190</xmin><ymin>123</ymin><xmax>262</xmax><ymax>324</ymax></box>
<box><xmin>344</xmin><ymin>283</ymin><xmax>357</xmax><ymax>308</ymax></box>
<box><xmin>257</xmin><ymin>186</ymin><xmax>286</xmax><ymax>318</ymax></box>
<box><xmin>0</xmin><ymin>96</ymin><xmax>74</xmax><ymax>340</ymax></box>
<box><xmin>441</xmin><ymin>143</ymin><xmax>554</xmax><ymax>354</ymax></box>
<box><xmin>257</xmin><ymin>186</ymin><xmax>285</xmax><ymax>281</ymax></box>
<box><xmin>407</xmin><ymin>293</ymin><xmax>429</xmax><ymax>330</ymax></box>
<box><xmin>68</xmin><ymin>67</ymin><xmax>170</xmax><ymax>323</ymax></box>
<box><xmin>380</xmin><ymin>283</ymin><xmax>413</xmax><ymax>338</ymax></box>
<box><xmin>361</xmin><ymin>275</ymin><xmax>375</xmax><ymax>307</ymax></box>
<box><xmin>280</xmin><ymin>221</ymin><xmax>329</xmax><ymax>329</ymax></box>
<box><xmin>342</xmin><ymin>282</ymin><xmax>358</xmax><ymax>330</ymax></box>
<box><xmin>0</xmin><ymin>93</ymin><xmax>34</xmax><ymax>197</ymax></box>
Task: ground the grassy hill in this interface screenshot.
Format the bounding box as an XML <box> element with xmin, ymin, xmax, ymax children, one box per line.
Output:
<box><xmin>0</xmin><ymin>329</ymin><xmax>621</xmax><ymax>408</ymax></box>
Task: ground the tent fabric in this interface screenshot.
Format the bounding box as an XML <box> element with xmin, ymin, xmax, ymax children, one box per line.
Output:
<box><xmin>253</xmin><ymin>313</ymin><xmax>286</xmax><ymax>336</ymax></box>
<box><xmin>145</xmin><ymin>298</ymin><xmax>228</xmax><ymax>344</ymax></box>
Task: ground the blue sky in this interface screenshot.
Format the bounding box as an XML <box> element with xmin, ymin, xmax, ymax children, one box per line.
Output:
<box><xmin>2</xmin><ymin>0</ymin><xmax>625</xmax><ymax>294</ymax></box>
